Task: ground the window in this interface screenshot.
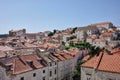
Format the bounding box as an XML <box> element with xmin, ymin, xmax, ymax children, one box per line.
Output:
<box><xmin>54</xmin><ymin>78</ymin><xmax>56</xmax><ymax>80</ymax></box>
<box><xmin>20</xmin><ymin>77</ymin><xmax>24</xmax><ymax>80</ymax></box>
<box><xmin>106</xmin><ymin>78</ymin><xmax>116</xmax><ymax>80</ymax></box>
<box><xmin>43</xmin><ymin>70</ymin><xmax>45</xmax><ymax>73</ymax></box>
<box><xmin>55</xmin><ymin>69</ymin><xmax>56</xmax><ymax>74</ymax></box>
<box><xmin>49</xmin><ymin>62</ymin><xmax>52</xmax><ymax>66</ymax></box>
<box><xmin>55</xmin><ymin>62</ymin><xmax>56</xmax><ymax>65</ymax></box>
<box><xmin>33</xmin><ymin>73</ymin><xmax>36</xmax><ymax>77</ymax></box>
<box><xmin>50</xmin><ymin>71</ymin><xmax>52</xmax><ymax>77</ymax></box>
<box><xmin>87</xmin><ymin>78</ymin><xmax>90</xmax><ymax>80</ymax></box>
<box><xmin>27</xmin><ymin>61</ymin><xmax>33</xmax><ymax>67</ymax></box>
<box><xmin>42</xmin><ymin>77</ymin><xmax>45</xmax><ymax>80</ymax></box>
<box><xmin>86</xmin><ymin>73</ymin><xmax>91</xmax><ymax>80</ymax></box>
<box><xmin>6</xmin><ymin>65</ymin><xmax>11</xmax><ymax>71</ymax></box>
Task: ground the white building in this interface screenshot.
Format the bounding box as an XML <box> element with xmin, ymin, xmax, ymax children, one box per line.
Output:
<box><xmin>92</xmin><ymin>39</ymin><xmax>106</xmax><ymax>48</ymax></box>
<box><xmin>75</xmin><ymin>26</ymin><xmax>99</xmax><ymax>41</ymax></box>
<box><xmin>91</xmin><ymin>22</ymin><xmax>113</xmax><ymax>29</ymax></box>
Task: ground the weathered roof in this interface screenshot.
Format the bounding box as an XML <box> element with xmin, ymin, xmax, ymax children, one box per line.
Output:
<box><xmin>0</xmin><ymin>46</ymin><xmax>13</xmax><ymax>51</ymax></box>
<box><xmin>91</xmin><ymin>22</ymin><xmax>112</xmax><ymax>26</ymax></box>
<box><xmin>101</xmin><ymin>32</ymin><xmax>113</xmax><ymax>37</ymax></box>
<box><xmin>77</xmin><ymin>26</ymin><xmax>98</xmax><ymax>31</ymax></box>
<box><xmin>94</xmin><ymin>39</ymin><xmax>105</xmax><ymax>42</ymax></box>
<box><xmin>0</xmin><ymin>54</ymin><xmax>46</xmax><ymax>75</ymax></box>
<box><xmin>82</xmin><ymin>48</ymin><xmax>120</xmax><ymax>73</ymax></box>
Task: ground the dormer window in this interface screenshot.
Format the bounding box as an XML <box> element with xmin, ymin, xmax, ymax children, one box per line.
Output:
<box><xmin>20</xmin><ymin>77</ymin><xmax>24</xmax><ymax>80</ymax></box>
<box><xmin>37</xmin><ymin>58</ymin><xmax>43</xmax><ymax>63</ymax></box>
<box><xmin>26</xmin><ymin>60</ymin><xmax>33</xmax><ymax>67</ymax></box>
<box><xmin>5</xmin><ymin>63</ymin><xmax>13</xmax><ymax>71</ymax></box>
<box><xmin>6</xmin><ymin>65</ymin><xmax>12</xmax><ymax>71</ymax></box>
<box><xmin>33</xmin><ymin>73</ymin><xmax>36</xmax><ymax>77</ymax></box>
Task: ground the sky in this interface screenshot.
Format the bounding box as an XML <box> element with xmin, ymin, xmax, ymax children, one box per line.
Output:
<box><xmin>0</xmin><ymin>0</ymin><xmax>120</xmax><ymax>34</ymax></box>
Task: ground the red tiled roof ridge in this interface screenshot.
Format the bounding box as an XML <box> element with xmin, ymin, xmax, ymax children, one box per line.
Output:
<box><xmin>111</xmin><ymin>48</ymin><xmax>120</xmax><ymax>54</ymax></box>
<box><xmin>94</xmin><ymin>39</ymin><xmax>105</xmax><ymax>42</ymax></box>
<box><xmin>94</xmin><ymin>52</ymin><xmax>104</xmax><ymax>70</ymax></box>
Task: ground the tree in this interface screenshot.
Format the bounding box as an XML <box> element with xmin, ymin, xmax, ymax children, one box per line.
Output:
<box><xmin>48</xmin><ymin>32</ymin><xmax>54</xmax><ymax>37</ymax></box>
<box><xmin>53</xmin><ymin>29</ymin><xmax>57</xmax><ymax>34</ymax></box>
<box><xmin>69</xmin><ymin>35</ymin><xmax>76</xmax><ymax>40</ymax></box>
<box><xmin>89</xmin><ymin>46</ymin><xmax>101</xmax><ymax>57</ymax></box>
<box><xmin>61</xmin><ymin>41</ymin><xmax>65</xmax><ymax>46</ymax></box>
<box><xmin>65</xmin><ymin>46</ymin><xmax>71</xmax><ymax>50</ymax></box>
<box><xmin>73</xmin><ymin>60</ymin><xmax>86</xmax><ymax>80</ymax></box>
<box><xmin>71</xmin><ymin>27</ymin><xmax>77</xmax><ymax>34</ymax></box>
<box><xmin>69</xmin><ymin>42</ymin><xmax>75</xmax><ymax>47</ymax></box>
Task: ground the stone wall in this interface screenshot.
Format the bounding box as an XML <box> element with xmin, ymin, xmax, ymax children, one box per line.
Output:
<box><xmin>81</xmin><ymin>67</ymin><xmax>120</xmax><ymax>80</ymax></box>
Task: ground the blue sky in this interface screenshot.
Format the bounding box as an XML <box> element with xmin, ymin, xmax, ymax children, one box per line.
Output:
<box><xmin>0</xmin><ymin>0</ymin><xmax>120</xmax><ymax>34</ymax></box>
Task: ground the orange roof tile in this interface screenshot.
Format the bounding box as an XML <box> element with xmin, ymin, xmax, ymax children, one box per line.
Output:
<box><xmin>0</xmin><ymin>54</ymin><xmax>46</xmax><ymax>75</ymax></box>
<box><xmin>94</xmin><ymin>39</ymin><xmax>105</xmax><ymax>42</ymax></box>
<box><xmin>102</xmin><ymin>32</ymin><xmax>113</xmax><ymax>37</ymax></box>
<box><xmin>52</xmin><ymin>53</ymin><xmax>65</xmax><ymax>61</ymax></box>
<box><xmin>59</xmin><ymin>52</ymin><xmax>73</xmax><ymax>60</ymax></box>
<box><xmin>24</xmin><ymin>43</ymin><xmax>38</xmax><ymax>48</ymax></box>
<box><xmin>82</xmin><ymin>55</ymin><xmax>90</xmax><ymax>61</ymax></box>
<box><xmin>0</xmin><ymin>51</ymin><xmax>6</xmax><ymax>58</ymax></box>
<box><xmin>0</xmin><ymin>46</ymin><xmax>13</xmax><ymax>51</ymax></box>
<box><xmin>82</xmin><ymin>48</ymin><xmax>120</xmax><ymax>73</ymax></box>
<box><xmin>69</xmin><ymin>48</ymin><xmax>79</xmax><ymax>56</ymax></box>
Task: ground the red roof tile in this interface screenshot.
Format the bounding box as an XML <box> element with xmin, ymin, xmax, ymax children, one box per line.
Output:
<box><xmin>0</xmin><ymin>46</ymin><xmax>13</xmax><ymax>51</ymax></box>
<box><xmin>0</xmin><ymin>54</ymin><xmax>46</xmax><ymax>75</ymax></box>
<box><xmin>94</xmin><ymin>39</ymin><xmax>105</xmax><ymax>42</ymax></box>
<box><xmin>102</xmin><ymin>32</ymin><xmax>113</xmax><ymax>37</ymax></box>
<box><xmin>82</xmin><ymin>48</ymin><xmax>120</xmax><ymax>73</ymax></box>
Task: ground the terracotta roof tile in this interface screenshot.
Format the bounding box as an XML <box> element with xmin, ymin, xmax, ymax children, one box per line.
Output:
<box><xmin>53</xmin><ymin>53</ymin><xmax>66</xmax><ymax>61</ymax></box>
<box><xmin>0</xmin><ymin>51</ymin><xmax>7</xmax><ymax>58</ymax></box>
<box><xmin>59</xmin><ymin>52</ymin><xmax>73</xmax><ymax>60</ymax></box>
<box><xmin>102</xmin><ymin>32</ymin><xmax>113</xmax><ymax>37</ymax></box>
<box><xmin>82</xmin><ymin>48</ymin><xmax>120</xmax><ymax>73</ymax></box>
<box><xmin>13</xmin><ymin>59</ymin><xmax>32</xmax><ymax>74</ymax></box>
<box><xmin>94</xmin><ymin>39</ymin><xmax>105</xmax><ymax>42</ymax></box>
<box><xmin>0</xmin><ymin>46</ymin><xmax>13</xmax><ymax>51</ymax></box>
<box><xmin>24</xmin><ymin>43</ymin><xmax>38</xmax><ymax>48</ymax></box>
<box><xmin>82</xmin><ymin>55</ymin><xmax>90</xmax><ymax>61</ymax></box>
<box><xmin>69</xmin><ymin>48</ymin><xmax>79</xmax><ymax>56</ymax></box>
<box><xmin>0</xmin><ymin>54</ymin><xmax>46</xmax><ymax>75</ymax></box>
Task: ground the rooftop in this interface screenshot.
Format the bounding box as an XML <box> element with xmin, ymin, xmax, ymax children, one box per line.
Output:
<box><xmin>81</xmin><ymin>48</ymin><xmax>120</xmax><ymax>73</ymax></box>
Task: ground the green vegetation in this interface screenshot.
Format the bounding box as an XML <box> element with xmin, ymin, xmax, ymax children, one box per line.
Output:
<box><xmin>89</xmin><ymin>46</ymin><xmax>101</xmax><ymax>57</ymax></box>
<box><xmin>61</xmin><ymin>41</ymin><xmax>65</xmax><ymax>46</ymax></box>
<box><xmin>73</xmin><ymin>60</ymin><xmax>86</xmax><ymax>80</ymax></box>
<box><xmin>69</xmin><ymin>41</ymin><xmax>102</xmax><ymax>80</ymax></box>
<box><xmin>48</xmin><ymin>29</ymin><xmax>57</xmax><ymax>37</ymax></box>
<box><xmin>66</xmin><ymin>41</ymin><xmax>101</xmax><ymax>56</ymax></box>
<box><xmin>67</xmin><ymin>41</ymin><xmax>91</xmax><ymax>50</ymax></box>
<box><xmin>65</xmin><ymin>45</ymin><xmax>71</xmax><ymax>50</ymax></box>
<box><xmin>53</xmin><ymin>29</ymin><xmax>57</xmax><ymax>34</ymax></box>
<box><xmin>48</xmin><ymin>32</ymin><xmax>54</xmax><ymax>36</ymax></box>
<box><xmin>71</xmin><ymin>27</ymin><xmax>77</xmax><ymax>34</ymax></box>
<box><xmin>69</xmin><ymin>35</ymin><xmax>76</xmax><ymax>40</ymax></box>
<box><xmin>72</xmin><ymin>46</ymin><xmax>102</xmax><ymax>80</ymax></box>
